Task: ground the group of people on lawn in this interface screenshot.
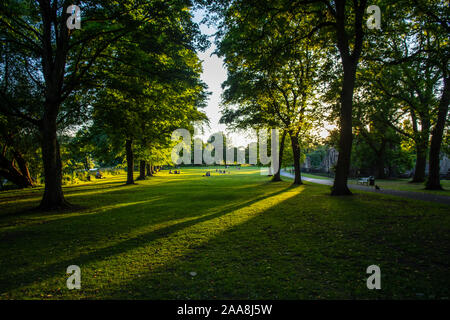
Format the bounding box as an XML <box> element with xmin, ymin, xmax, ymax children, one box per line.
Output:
<box><xmin>203</xmin><ymin>168</ymin><xmax>231</xmax><ymax>177</ymax></box>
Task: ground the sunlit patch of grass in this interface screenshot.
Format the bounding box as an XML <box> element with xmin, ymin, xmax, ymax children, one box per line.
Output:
<box><xmin>0</xmin><ymin>167</ymin><xmax>448</xmax><ymax>299</ymax></box>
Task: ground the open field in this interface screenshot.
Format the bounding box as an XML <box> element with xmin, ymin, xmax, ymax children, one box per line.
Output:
<box><xmin>0</xmin><ymin>167</ymin><xmax>449</xmax><ymax>299</ymax></box>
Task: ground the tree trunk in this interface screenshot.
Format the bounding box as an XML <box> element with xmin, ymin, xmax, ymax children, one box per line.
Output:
<box><xmin>331</xmin><ymin>0</ymin><xmax>366</xmax><ymax>195</ymax></box>
<box><xmin>84</xmin><ymin>156</ymin><xmax>90</xmax><ymax>171</ymax></box>
<box><xmin>125</xmin><ymin>139</ymin><xmax>134</xmax><ymax>185</ymax></box>
<box><xmin>146</xmin><ymin>162</ymin><xmax>153</xmax><ymax>177</ymax></box>
<box><xmin>412</xmin><ymin>143</ymin><xmax>427</xmax><ymax>183</ymax></box>
<box><xmin>137</xmin><ymin>160</ymin><xmax>146</xmax><ymax>180</ymax></box>
<box><xmin>332</xmin><ymin>58</ymin><xmax>357</xmax><ymax>196</ymax></box>
<box><xmin>0</xmin><ymin>168</ymin><xmax>32</xmax><ymax>188</ymax></box>
<box><xmin>290</xmin><ymin>133</ymin><xmax>302</xmax><ymax>185</ymax></box>
<box><xmin>12</xmin><ymin>151</ymin><xmax>34</xmax><ymax>186</ymax></box>
<box><xmin>426</xmin><ymin>77</ymin><xmax>449</xmax><ymax>190</ymax></box>
<box><xmin>0</xmin><ymin>152</ymin><xmax>33</xmax><ymax>188</ymax></box>
<box><xmin>39</xmin><ymin>116</ymin><xmax>71</xmax><ymax>210</ymax></box>
<box><xmin>375</xmin><ymin>148</ymin><xmax>386</xmax><ymax>179</ymax></box>
<box><xmin>272</xmin><ymin>130</ymin><xmax>287</xmax><ymax>182</ymax></box>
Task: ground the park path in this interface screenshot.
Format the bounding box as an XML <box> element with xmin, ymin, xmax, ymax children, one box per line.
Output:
<box><xmin>280</xmin><ymin>171</ymin><xmax>450</xmax><ymax>206</ymax></box>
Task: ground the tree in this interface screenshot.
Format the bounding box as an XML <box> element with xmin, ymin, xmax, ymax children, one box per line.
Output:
<box><xmin>0</xmin><ymin>1</ymin><xmax>208</xmax><ymax>207</ymax></box>
<box><xmin>362</xmin><ymin>0</ymin><xmax>448</xmax><ymax>186</ymax></box>
<box><xmin>206</xmin><ymin>0</ymin><xmax>372</xmax><ymax>194</ymax></box>
<box><xmin>92</xmin><ymin>35</ymin><xmax>208</xmax><ymax>184</ymax></box>
<box><xmin>413</xmin><ymin>0</ymin><xmax>450</xmax><ymax>189</ymax></box>
<box><xmin>311</xmin><ymin>0</ymin><xmax>368</xmax><ymax>195</ymax></box>
<box><xmin>0</xmin><ymin>115</ymin><xmax>36</xmax><ymax>188</ymax></box>
<box><xmin>217</xmin><ymin>2</ymin><xmax>324</xmax><ymax>185</ymax></box>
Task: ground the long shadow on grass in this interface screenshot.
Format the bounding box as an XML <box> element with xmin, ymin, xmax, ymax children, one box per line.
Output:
<box><xmin>0</xmin><ymin>185</ymin><xmax>293</xmax><ymax>294</ymax></box>
<box><xmin>0</xmin><ymin>176</ymin><xmax>267</xmax><ymax>244</ymax></box>
<box><xmin>0</xmin><ymin>182</ymin><xmax>135</xmax><ymax>219</ymax></box>
<box><xmin>101</xmin><ymin>184</ymin><xmax>450</xmax><ymax>300</ymax></box>
<box><xmin>0</xmin><ymin>192</ymin><xmax>134</xmax><ymax>222</ymax></box>
<box><xmin>0</xmin><ymin>175</ymin><xmax>191</xmax><ymax>222</ymax></box>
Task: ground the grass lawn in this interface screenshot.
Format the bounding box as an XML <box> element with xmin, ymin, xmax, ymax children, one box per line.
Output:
<box><xmin>302</xmin><ymin>173</ymin><xmax>333</xmax><ymax>180</ymax></box>
<box><xmin>0</xmin><ymin>167</ymin><xmax>449</xmax><ymax>299</ymax></box>
<box><xmin>348</xmin><ymin>178</ymin><xmax>450</xmax><ymax>196</ymax></box>
<box><xmin>299</xmin><ymin>172</ymin><xmax>450</xmax><ymax>196</ymax></box>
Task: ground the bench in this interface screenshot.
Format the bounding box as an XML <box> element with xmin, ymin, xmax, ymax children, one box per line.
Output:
<box><xmin>357</xmin><ymin>176</ymin><xmax>375</xmax><ymax>186</ymax></box>
<box><xmin>357</xmin><ymin>177</ymin><xmax>369</xmax><ymax>185</ymax></box>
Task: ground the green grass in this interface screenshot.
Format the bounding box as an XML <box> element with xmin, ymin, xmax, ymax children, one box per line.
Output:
<box><xmin>348</xmin><ymin>178</ymin><xmax>450</xmax><ymax>196</ymax></box>
<box><xmin>298</xmin><ymin>172</ymin><xmax>450</xmax><ymax>196</ymax></box>
<box><xmin>0</xmin><ymin>167</ymin><xmax>449</xmax><ymax>299</ymax></box>
<box><xmin>302</xmin><ymin>173</ymin><xmax>333</xmax><ymax>180</ymax></box>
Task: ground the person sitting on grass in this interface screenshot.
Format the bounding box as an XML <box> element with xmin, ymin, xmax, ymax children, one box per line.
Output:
<box><xmin>169</xmin><ymin>170</ymin><xmax>173</xmax><ymax>174</ymax></box>
<box><xmin>95</xmin><ymin>170</ymin><xmax>103</xmax><ymax>179</ymax></box>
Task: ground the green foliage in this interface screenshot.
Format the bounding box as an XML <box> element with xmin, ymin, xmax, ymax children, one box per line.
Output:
<box><xmin>307</xmin><ymin>146</ymin><xmax>328</xmax><ymax>169</ymax></box>
<box><xmin>88</xmin><ymin>2</ymin><xmax>209</xmax><ymax>167</ymax></box>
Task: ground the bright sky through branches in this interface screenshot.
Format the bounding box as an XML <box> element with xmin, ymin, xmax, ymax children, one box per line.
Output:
<box><xmin>193</xmin><ymin>9</ymin><xmax>256</xmax><ymax>147</ymax></box>
<box><xmin>192</xmin><ymin>10</ymin><xmax>333</xmax><ymax>147</ymax></box>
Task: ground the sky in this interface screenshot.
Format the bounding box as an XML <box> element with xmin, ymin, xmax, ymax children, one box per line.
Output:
<box><xmin>192</xmin><ymin>10</ymin><xmax>255</xmax><ymax>148</ymax></box>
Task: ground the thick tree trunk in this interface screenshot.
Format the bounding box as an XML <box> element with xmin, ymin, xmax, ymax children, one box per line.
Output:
<box><xmin>412</xmin><ymin>144</ymin><xmax>427</xmax><ymax>183</ymax></box>
<box><xmin>290</xmin><ymin>133</ymin><xmax>302</xmax><ymax>185</ymax></box>
<box><xmin>426</xmin><ymin>77</ymin><xmax>449</xmax><ymax>190</ymax></box>
<box><xmin>331</xmin><ymin>0</ymin><xmax>366</xmax><ymax>195</ymax></box>
<box><xmin>410</xmin><ymin>109</ymin><xmax>430</xmax><ymax>183</ymax></box>
<box><xmin>272</xmin><ymin>130</ymin><xmax>287</xmax><ymax>182</ymax></box>
<box><xmin>375</xmin><ymin>148</ymin><xmax>386</xmax><ymax>179</ymax></box>
<box><xmin>375</xmin><ymin>160</ymin><xmax>386</xmax><ymax>179</ymax></box>
<box><xmin>125</xmin><ymin>139</ymin><xmax>134</xmax><ymax>185</ymax></box>
<box><xmin>137</xmin><ymin>160</ymin><xmax>146</xmax><ymax>180</ymax></box>
<box><xmin>39</xmin><ymin>116</ymin><xmax>71</xmax><ymax>210</ymax></box>
<box><xmin>146</xmin><ymin>162</ymin><xmax>153</xmax><ymax>177</ymax></box>
<box><xmin>36</xmin><ymin>4</ymin><xmax>72</xmax><ymax>209</ymax></box>
<box><xmin>332</xmin><ymin>59</ymin><xmax>357</xmax><ymax>196</ymax></box>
